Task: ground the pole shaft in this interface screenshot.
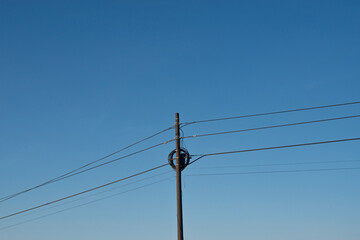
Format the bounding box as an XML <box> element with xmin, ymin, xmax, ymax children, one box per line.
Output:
<box><xmin>175</xmin><ymin>113</ymin><xmax>184</xmax><ymax>240</ymax></box>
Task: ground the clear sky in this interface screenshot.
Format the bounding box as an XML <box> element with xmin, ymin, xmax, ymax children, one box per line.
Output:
<box><xmin>0</xmin><ymin>1</ymin><xmax>359</xmax><ymax>239</ymax></box>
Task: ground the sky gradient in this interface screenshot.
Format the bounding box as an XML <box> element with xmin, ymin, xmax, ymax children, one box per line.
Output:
<box><xmin>0</xmin><ymin>1</ymin><xmax>359</xmax><ymax>239</ymax></box>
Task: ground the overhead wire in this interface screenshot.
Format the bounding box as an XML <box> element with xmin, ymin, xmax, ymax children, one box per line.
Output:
<box><xmin>182</xmin><ymin>114</ymin><xmax>360</xmax><ymax>139</ymax></box>
<box><xmin>4</xmin><ymin>101</ymin><xmax>359</xmax><ymax>203</ymax></box>
<box><xmin>0</xmin><ymin>176</ymin><xmax>174</xmax><ymax>231</ymax></box>
<box><xmin>189</xmin><ymin>137</ymin><xmax>360</xmax><ymax>166</ymax></box>
<box><xmin>179</xmin><ymin>127</ymin><xmax>188</xmax><ymax>150</ymax></box>
<box><xmin>45</xmin><ymin>140</ymin><xmax>174</xmax><ymax>183</ymax></box>
<box><xmin>0</xmin><ymin>126</ymin><xmax>174</xmax><ymax>203</ymax></box>
<box><xmin>186</xmin><ymin>167</ymin><xmax>360</xmax><ymax>177</ymax></box>
<box><xmin>189</xmin><ymin>159</ymin><xmax>360</xmax><ymax>169</ymax></box>
<box><xmin>181</xmin><ymin>100</ymin><xmax>360</xmax><ymax>126</ymax></box>
<box><xmin>3</xmin><ymin>170</ymin><xmax>174</xmax><ymax>223</ymax></box>
<box><xmin>3</xmin><ymin>164</ymin><xmax>358</xmax><ymax>229</ymax></box>
<box><xmin>0</xmin><ymin>163</ymin><xmax>168</xmax><ymax>221</ymax></box>
<box><xmin>3</xmin><ymin>101</ymin><xmax>360</xmax><ymax>225</ymax></box>
<box><xmin>9</xmin><ymin>158</ymin><xmax>360</xmax><ymax>222</ymax></box>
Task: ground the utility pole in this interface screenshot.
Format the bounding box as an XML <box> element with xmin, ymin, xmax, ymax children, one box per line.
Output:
<box><xmin>175</xmin><ymin>113</ymin><xmax>184</xmax><ymax>240</ymax></box>
<box><xmin>168</xmin><ymin>113</ymin><xmax>190</xmax><ymax>240</ymax></box>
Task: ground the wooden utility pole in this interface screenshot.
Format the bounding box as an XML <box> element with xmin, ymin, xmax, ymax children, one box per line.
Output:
<box><xmin>175</xmin><ymin>113</ymin><xmax>184</xmax><ymax>240</ymax></box>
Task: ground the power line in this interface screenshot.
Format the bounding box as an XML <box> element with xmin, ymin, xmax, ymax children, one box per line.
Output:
<box><xmin>4</xmin><ymin>171</ymin><xmax>174</xmax><ymax>223</ymax></box>
<box><xmin>45</xmin><ymin>141</ymin><xmax>174</xmax><ymax>183</ymax></box>
<box><xmin>0</xmin><ymin>177</ymin><xmax>174</xmax><ymax>231</ymax></box>
<box><xmin>0</xmin><ymin>163</ymin><xmax>168</xmax><ymax>221</ymax></box>
<box><xmin>182</xmin><ymin>114</ymin><xmax>360</xmax><ymax>139</ymax></box>
<box><xmin>189</xmin><ymin>137</ymin><xmax>360</xmax><ymax>165</ymax></box>
<box><xmin>181</xmin><ymin>100</ymin><xmax>360</xmax><ymax>126</ymax></box>
<box><xmin>186</xmin><ymin>167</ymin><xmax>360</xmax><ymax>177</ymax></box>
<box><xmin>189</xmin><ymin>159</ymin><xmax>360</xmax><ymax>169</ymax></box>
<box><xmin>0</xmin><ymin>128</ymin><xmax>174</xmax><ymax>203</ymax></box>
<box><xmin>0</xmin><ymin>140</ymin><xmax>173</xmax><ymax>203</ymax></box>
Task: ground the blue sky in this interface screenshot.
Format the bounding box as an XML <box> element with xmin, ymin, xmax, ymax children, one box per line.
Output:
<box><xmin>0</xmin><ymin>1</ymin><xmax>359</xmax><ymax>239</ymax></box>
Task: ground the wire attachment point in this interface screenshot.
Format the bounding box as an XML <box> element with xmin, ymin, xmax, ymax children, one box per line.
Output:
<box><xmin>168</xmin><ymin>148</ymin><xmax>191</xmax><ymax>171</ymax></box>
